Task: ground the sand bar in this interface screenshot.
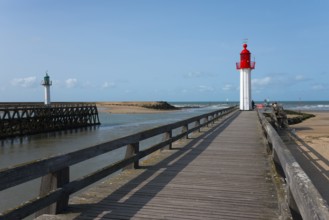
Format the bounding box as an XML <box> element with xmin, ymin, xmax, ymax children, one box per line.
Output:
<box><xmin>290</xmin><ymin>111</ymin><xmax>329</xmax><ymax>158</ymax></box>
<box><xmin>96</xmin><ymin>101</ymin><xmax>179</xmax><ymax>114</ymax></box>
<box><xmin>287</xmin><ymin>111</ymin><xmax>329</xmax><ymax>202</ymax></box>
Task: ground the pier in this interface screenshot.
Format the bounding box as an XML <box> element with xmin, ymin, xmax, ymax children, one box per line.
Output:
<box><xmin>1</xmin><ymin>107</ymin><xmax>329</xmax><ymax>219</ymax></box>
<box><xmin>51</xmin><ymin>110</ymin><xmax>279</xmax><ymax>219</ymax></box>
<box><xmin>0</xmin><ymin>102</ymin><xmax>100</xmax><ymax>139</ymax></box>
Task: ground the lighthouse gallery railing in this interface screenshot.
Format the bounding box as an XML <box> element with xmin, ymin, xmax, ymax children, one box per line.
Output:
<box><xmin>235</xmin><ymin>61</ymin><xmax>255</xmax><ymax>70</ymax></box>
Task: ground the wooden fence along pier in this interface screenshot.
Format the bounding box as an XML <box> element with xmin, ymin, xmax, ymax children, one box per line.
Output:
<box><xmin>1</xmin><ymin>106</ymin><xmax>329</xmax><ymax>219</ymax></box>
<box><xmin>0</xmin><ymin>102</ymin><xmax>100</xmax><ymax>139</ymax></box>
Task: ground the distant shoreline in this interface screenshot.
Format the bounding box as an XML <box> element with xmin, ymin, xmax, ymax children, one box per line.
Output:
<box><xmin>96</xmin><ymin>101</ymin><xmax>179</xmax><ymax>114</ymax></box>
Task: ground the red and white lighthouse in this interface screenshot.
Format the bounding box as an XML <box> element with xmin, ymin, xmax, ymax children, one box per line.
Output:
<box><xmin>236</xmin><ymin>44</ymin><xmax>255</xmax><ymax>110</ymax></box>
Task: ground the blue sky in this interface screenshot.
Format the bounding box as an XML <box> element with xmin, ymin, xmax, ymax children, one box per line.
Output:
<box><xmin>1</xmin><ymin>0</ymin><xmax>328</xmax><ymax>102</ymax></box>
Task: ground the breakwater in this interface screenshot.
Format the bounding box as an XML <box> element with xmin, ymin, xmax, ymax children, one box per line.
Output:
<box><xmin>0</xmin><ymin>102</ymin><xmax>100</xmax><ymax>139</ymax></box>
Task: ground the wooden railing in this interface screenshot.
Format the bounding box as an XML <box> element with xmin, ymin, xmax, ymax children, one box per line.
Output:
<box><xmin>0</xmin><ymin>106</ymin><xmax>237</xmax><ymax>219</ymax></box>
<box><xmin>257</xmin><ymin>110</ymin><xmax>329</xmax><ymax>220</ymax></box>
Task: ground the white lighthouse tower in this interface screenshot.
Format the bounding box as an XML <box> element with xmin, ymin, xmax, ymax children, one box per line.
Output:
<box><xmin>41</xmin><ymin>72</ymin><xmax>52</xmax><ymax>105</ymax></box>
<box><xmin>236</xmin><ymin>44</ymin><xmax>255</xmax><ymax>110</ymax></box>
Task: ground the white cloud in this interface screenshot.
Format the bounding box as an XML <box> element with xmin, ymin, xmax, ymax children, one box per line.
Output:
<box><xmin>184</xmin><ymin>72</ymin><xmax>214</xmax><ymax>78</ymax></box>
<box><xmin>101</xmin><ymin>81</ymin><xmax>116</xmax><ymax>89</ymax></box>
<box><xmin>198</xmin><ymin>85</ymin><xmax>214</xmax><ymax>92</ymax></box>
<box><xmin>65</xmin><ymin>78</ymin><xmax>78</xmax><ymax>88</ymax></box>
<box><xmin>81</xmin><ymin>81</ymin><xmax>95</xmax><ymax>88</ymax></box>
<box><xmin>11</xmin><ymin>76</ymin><xmax>37</xmax><ymax>88</ymax></box>
<box><xmin>252</xmin><ymin>77</ymin><xmax>272</xmax><ymax>87</ymax></box>
<box><xmin>312</xmin><ymin>84</ymin><xmax>326</xmax><ymax>90</ymax></box>
<box><xmin>295</xmin><ymin>75</ymin><xmax>305</xmax><ymax>81</ymax></box>
<box><xmin>222</xmin><ymin>84</ymin><xmax>233</xmax><ymax>91</ymax></box>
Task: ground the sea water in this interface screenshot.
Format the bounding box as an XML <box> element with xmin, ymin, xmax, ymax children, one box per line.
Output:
<box><xmin>173</xmin><ymin>101</ymin><xmax>329</xmax><ymax>111</ymax></box>
<box><xmin>280</xmin><ymin>101</ymin><xmax>329</xmax><ymax>111</ymax></box>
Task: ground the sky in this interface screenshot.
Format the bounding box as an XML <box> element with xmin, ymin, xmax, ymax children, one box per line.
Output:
<box><xmin>1</xmin><ymin>0</ymin><xmax>329</xmax><ymax>102</ymax></box>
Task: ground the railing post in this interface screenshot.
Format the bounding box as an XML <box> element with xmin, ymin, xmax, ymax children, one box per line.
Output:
<box><xmin>163</xmin><ymin>130</ymin><xmax>172</xmax><ymax>149</ymax></box>
<box><xmin>205</xmin><ymin>116</ymin><xmax>209</xmax><ymax>127</ymax></box>
<box><xmin>196</xmin><ymin>120</ymin><xmax>201</xmax><ymax>132</ymax></box>
<box><xmin>36</xmin><ymin>167</ymin><xmax>69</xmax><ymax>217</ymax></box>
<box><xmin>218</xmin><ymin>111</ymin><xmax>222</xmax><ymax>119</ymax></box>
<box><xmin>133</xmin><ymin>142</ymin><xmax>140</xmax><ymax>169</ymax></box>
<box><xmin>211</xmin><ymin>115</ymin><xmax>215</xmax><ymax>124</ymax></box>
<box><xmin>124</xmin><ymin>142</ymin><xmax>140</xmax><ymax>169</ymax></box>
<box><xmin>182</xmin><ymin>124</ymin><xmax>188</xmax><ymax>139</ymax></box>
<box><xmin>212</xmin><ymin>113</ymin><xmax>216</xmax><ymax>123</ymax></box>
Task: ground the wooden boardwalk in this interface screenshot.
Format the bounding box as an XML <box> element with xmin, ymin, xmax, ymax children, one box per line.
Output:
<box><xmin>46</xmin><ymin>111</ymin><xmax>279</xmax><ymax>220</ymax></box>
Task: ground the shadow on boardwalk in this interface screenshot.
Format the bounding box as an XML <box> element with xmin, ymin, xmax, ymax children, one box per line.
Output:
<box><xmin>67</xmin><ymin>112</ymin><xmax>240</xmax><ymax>219</ymax></box>
<box><xmin>280</xmin><ymin>130</ymin><xmax>329</xmax><ymax>204</ymax></box>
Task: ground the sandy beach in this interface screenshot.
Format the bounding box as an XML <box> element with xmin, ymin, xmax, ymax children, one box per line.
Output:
<box><xmin>290</xmin><ymin>112</ymin><xmax>329</xmax><ymax>159</ymax></box>
<box><xmin>96</xmin><ymin>101</ymin><xmax>179</xmax><ymax>114</ymax></box>
<box><xmin>286</xmin><ymin>111</ymin><xmax>329</xmax><ymax>202</ymax></box>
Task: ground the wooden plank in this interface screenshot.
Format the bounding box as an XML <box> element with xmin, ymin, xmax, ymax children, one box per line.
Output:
<box><xmin>54</xmin><ymin>111</ymin><xmax>280</xmax><ymax>220</ymax></box>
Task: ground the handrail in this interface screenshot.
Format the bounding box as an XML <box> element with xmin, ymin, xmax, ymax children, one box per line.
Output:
<box><xmin>257</xmin><ymin>110</ymin><xmax>329</xmax><ymax>220</ymax></box>
<box><xmin>0</xmin><ymin>106</ymin><xmax>237</xmax><ymax>219</ymax></box>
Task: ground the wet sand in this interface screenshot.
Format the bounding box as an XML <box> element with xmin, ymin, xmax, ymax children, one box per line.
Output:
<box><xmin>96</xmin><ymin>102</ymin><xmax>179</xmax><ymax>114</ymax></box>
<box><xmin>290</xmin><ymin>112</ymin><xmax>329</xmax><ymax>160</ymax></box>
<box><xmin>285</xmin><ymin>111</ymin><xmax>329</xmax><ymax>202</ymax></box>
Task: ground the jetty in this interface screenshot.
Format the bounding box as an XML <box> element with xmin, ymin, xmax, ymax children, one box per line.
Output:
<box><xmin>51</xmin><ymin>110</ymin><xmax>279</xmax><ymax>219</ymax></box>
<box><xmin>1</xmin><ymin>107</ymin><xmax>329</xmax><ymax>219</ymax></box>
<box><xmin>0</xmin><ymin>102</ymin><xmax>100</xmax><ymax>139</ymax></box>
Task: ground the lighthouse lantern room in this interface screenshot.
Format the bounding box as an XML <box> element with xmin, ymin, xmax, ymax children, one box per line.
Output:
<box><xmin>236</xmin><ymin>44</ymin><xmax>255</xmax><ymax>110</ymax></box>
<box><xmin>41</xmin><ymin>72</ymin><xmax>52</xmax><ymax>105</ymax></box>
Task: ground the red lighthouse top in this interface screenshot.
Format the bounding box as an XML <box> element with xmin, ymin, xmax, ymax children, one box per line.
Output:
<box><xmin>236</xmin><ymin>43</ymin><xmax>255</xmax><ymax>69</ymax></box>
